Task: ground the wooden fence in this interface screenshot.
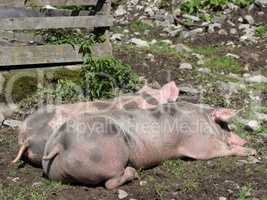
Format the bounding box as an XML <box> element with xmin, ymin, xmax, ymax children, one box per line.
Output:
<box><xmin>0</xmin><ymin>0</ymin><xmax>113</xmax><ymax>68</ymax></box>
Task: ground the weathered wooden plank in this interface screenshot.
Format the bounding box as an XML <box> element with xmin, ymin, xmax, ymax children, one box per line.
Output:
<box><xmin>0</xmin><ymin>41</ymin><xmax>112</xmax><ymax>66</ymax></box>
<box><xmin>0</xmin><ymin>0</ymin><xmax>98</xmax><ymax>7</ymax></box>
<box><xmin>0</xmin><ymin>44</ymin><xmax>82</xmax><ymax>66</ymax></box>
<box><xmin>0</xmin><ymin>15</ymin><xmax>113</xmax><ymax>30</ymax></box>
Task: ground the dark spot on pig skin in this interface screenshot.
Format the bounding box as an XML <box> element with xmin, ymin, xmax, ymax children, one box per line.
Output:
<box><xmin>89</xmin><ymin>147</ymin><xmax>102</xmax><ymax>163</ymax></box>
<box><xmin>163</xmin><ymin>106</ymin><xmax>177</xmax><ymax>116</ymax></box>
<box><xmin>123</xmin><ymin>101</ymin><xmax>139</xmax><ymax>109</ymax></box>
<box><xmin>58</xmin><ymin>123</ymin><xmax>73</xmax><ymax>150</ymax></box>
<box><xmin>142</xmin><ymin>92</ymin><xmax>159</xmax><ymax>105</ymax></box>
<box><xmin>94</xmin><ymin>102</ymin><xmax>111</xmax><ymax>110</ymax></box>
<box><xmin>109</xmin><ymin>123</ymin><xmax>120</xmax><ymax>136</ymax></box>
<box><xmin>151</xmin><ymin>110</ymin><xmax>162</xmax><ymax>119</ymax></box>
<box><xmin>109</xmin><ymin>123</ymin><xmax>134</xmax><ymax>146</ymax></box>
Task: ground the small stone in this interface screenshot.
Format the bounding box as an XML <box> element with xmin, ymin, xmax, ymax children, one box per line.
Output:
<box><xmin>129</xmin><ymin>38</ymin><xmax>149</xmax><ymax>48</ymax></box>
<box><xmin>32</xmin><ymin>182</ymin><xmax>43</xmax><ymax>187</ymax></box>
<box><xmin>2</xmin><ymin>119</ymin><xmax>22</xmax><ymax>129</ymax></box>
<box><xmin>230</xmin><ymin>28</ymin><xmax>237</xmax><ymax>34</ymax></box>
<box><xmin>255</xmin><ymin>112</ymin><xmax>267</xmax><ymax>122</ymax></box>
<box><xmin>238</xmin><ymin>17</ymin><xmax>243</xmax><ymax>22</ymax></box>
<box><xmin>150</xmin><ymin>39</ymin><xmax>157</xmax><ymax>45</ymax></box>
<box><xmin>255</xmin><ymin>0</ymin><xmax>267</xmax><ymax>7</ymax></box>
<box><xmin>245</xmin><ymin>120</ymin><xmax>260</xmax><ymax>131</ymax></box>
<box><xmin>118</xmin><ymin>189</ymin><xmax>128</xmax><ymax>199</ymax></box>
<box><xmin>179</xmin><ymin>63</ymin><xmax>192</xmax><ymax>70</ymax></box>
<box><xmin>226</xmin><ymin>53</ymin><xmax>240</xmax><ymax>59</ymax></box>
<box><xmin>180</xmin><ymin>28</ymin><xmax>203</xmax><ymax>39</ymax></box>
<box><xmin>144</xmin><ymin>7</ymin><xmax>154</xmax><ymax>17</ymax></box>
<box><xmin>115</xmin><ymin>5</ymin><xmax>126</xmax><ymax>17</ymax></box>
<box><xmin>208</xmin><ymin>23</ymin><xmax>222</xmax><ymax>33</ymax></box>
<box><xmin>161</xmin><ymin>39</ymin><xmax>172</xmax><ymax>45</ymax></box>
<box><xmin>219</xmin><ymin>197</ymin><xmax>227</xmax><ymax>200</ymax></box>
<box><xmin>227</xmin><ymin>2</ymin><xmax>239</xmax><ymax>10</ymax></box>
<box><xmin>140</xmin><ymin>180</ymin><xmax>147</xmax><ymax>186</ymax></box>
<box><xmin>110</xmin><ymin>33</ymin><xmax>123</xmax><ymax>41</ymax></box>
<box><xmin>244</xmin><ymin>15</ymin><xmax>255</xmax><ymax>25</ymax></box>
<box><xmin>245</xmin><ymin>75</ymin><xmax>267</xmax><ymax>83</ymax></box>
<box><xmin>12</xmin><ymin>177</ymin><xmax>20</xmax><ymax>183</ymax></box>
<box><xmin>145</xmin><ymin>53</ymin><xmax>155</xmax><ymax>62</ymax></box>
<box><xmin>198</xmin><ymin>67</ymin><xmax>210</xmax><ymax>74</ymax></box>
<box><xmin>227</xmin><ymin>20</ymin><xmax>236</xmax><ymax>27</ymax></box>
<box><xmin>175</xmin><ymin>43</ymin><xmax>192</xmax><ymax>53</ymax></box>
<box><xmin>183</xmin><ymin>14</ymin><xmax>200</xmax><ymax>22</ymax></box>
<box><xmin>218</xmin><ymin>29</ymin><xmax>228</xmax><ymax>35</ymax></box>
<box><xmin>179</xmin><ymin>86</ymin><xmax>199</xmax><ymax>95</ymax></box>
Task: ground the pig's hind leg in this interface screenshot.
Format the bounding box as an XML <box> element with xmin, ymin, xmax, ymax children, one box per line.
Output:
<box><xmin>178</xmin><ymin>135</ymin><xmax>256</xmax><ymax>160</ymax></box>
<box><xmin>105</xmin><ymin>166</ymin><xmax>139</xmax><ymax>189</ymax></box>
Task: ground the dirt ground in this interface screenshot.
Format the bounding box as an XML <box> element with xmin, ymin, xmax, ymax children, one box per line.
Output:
<box><xmin>1</xmin><ymin>6</ymin><xmax>267</xmax><ymax>200</ymax></box>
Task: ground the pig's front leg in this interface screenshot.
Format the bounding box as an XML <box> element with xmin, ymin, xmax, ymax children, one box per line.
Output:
<box><xmin>177</xmin><ymin>134</ymin><xmax>256</xmax><ymax>160</ymax></box>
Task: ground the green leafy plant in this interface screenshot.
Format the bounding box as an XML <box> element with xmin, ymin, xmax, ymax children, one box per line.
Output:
<box><xmin>81</xmin><ymin>57</ymin><xmax>142</xmax><ymax>100</ymax></box>
<box><xmin>180</xmin><ymin>0</ymin><xmax>202</xmax><ymax>14</ymax></box>
<box><xmin>180</xmin><ymin>0</ymin><xmax>255</xmax><ymax>14</ymax></box>
<box><xmin>256</xmin><ymin>25</ymin><xmax>267</xmax><ymax>37</ymax></box>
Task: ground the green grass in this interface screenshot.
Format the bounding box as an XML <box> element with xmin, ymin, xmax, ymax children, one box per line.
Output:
<box><xmin>149</xmin><ymin>41</ymin><xmax>179</xmax><ymax>57</ymax></box>
<box><xmin>129</xmin><ymin>20</ymin><xmax>153</xmax><ymax>33</ymax></box>
<box><xmin>238</xmin><ymin>185</ymin><xmax>267</xmax><ymax>200</ymax></box>
<box><xmin>0</xmin><ymin>181</ymin><xmax>65</xmax><ymax>200</ymax></box>
<box><xmin>204</xmin><ymin>56</ymin><xmax>241</xmax><ymax>73</ymax></box>
<box><xmin>262</xmin><ymin>66</ymin><xmax>267</xmax><ymax>77</ymax></box>
<box><xmin>180</xmin><ymin>0</ymin><xmax>254</xmax><ymax>14</ymax></box>
<box><xmin>256</xmin><ymin>25</ymin><xmax>267</xmax><ymax>38</ymax></box>
<box><xmin>193</xmin><ymin>46</ymin><xmax>220</xmax><ymax>57</ymax></box>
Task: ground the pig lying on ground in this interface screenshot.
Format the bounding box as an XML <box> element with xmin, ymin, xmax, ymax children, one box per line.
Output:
<box><xmin>42</xmin><ymin>101</ymin><xmax>255</xmax><ymax>189</ymax></box>
<box><xmin>13</xmin><ymin>82</ymin><xmax>179</xmax><ymax>166</ymax></box>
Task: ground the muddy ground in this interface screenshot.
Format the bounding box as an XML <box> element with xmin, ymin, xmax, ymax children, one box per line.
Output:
<box><xmin>1</xmin><ymin>6</ymin><xmax>267</xmax><ymax>200</ymax></box>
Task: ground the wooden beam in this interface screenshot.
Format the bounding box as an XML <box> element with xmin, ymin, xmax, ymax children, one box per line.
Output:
<box><xmin>0</xmin><ymin>0</ymin><xmax>98</xmax><ymax>7</ymax></box>
<box><xmin>0</xmin><ymin>44</ymin><xmax>82</xmax><ymax>66</ymax></box>
<box><xmin>0</xmin><ymin>15</ymin><xmax>113</xmax><ymax>30</ymax></box>
<box><xmin>0</xmin><ymin>41</ymin><xmax>112</xmax><ymax>66</ymax></box>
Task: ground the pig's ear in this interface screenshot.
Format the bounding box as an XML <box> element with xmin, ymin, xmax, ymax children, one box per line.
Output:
<box><xmin>12</xmin><ymin>142</ymin><xmax>29</xmax><ymax>164</ymax></box>
<box><xmin>43</xmin><ymin>144</ymin><xmax>62</xmax><ymax>161</ymax></box>
<box><xmin>162</xmin><ymin>81</ymin><xmax>179</xmax><ymax>102</ymax></box>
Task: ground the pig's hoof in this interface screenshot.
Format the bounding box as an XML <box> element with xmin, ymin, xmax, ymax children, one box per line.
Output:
<box><xmin>105</xmin><ymin>167</ymin><xmax>138</xmax><ymax>189</ymax></box>
<box><xmin>231</xmin><ymin>145</ymin><xmax>257</xmax><ymax>157</ymax></box>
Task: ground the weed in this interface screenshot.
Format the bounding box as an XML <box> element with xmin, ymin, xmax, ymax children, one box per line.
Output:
<box><xmin>193</xmin><ymin>46</ymin><xmax>219</xmax><ymax>56</ymax></box>
<box><xmin>129</xmin><ymin>20</ymin><xmax>153</xmax><ymax>33</ymax></box>
<box><xmin>238</xmin><ymin>185</ymin><xmax>253</xmax><ymax>200</ymax></box>
<box><xmin>204</xmin><ymin>56</ymin><xmax>241</xmax><ymax>73</ymax></box>
<box><xmin>180</xmin><ymin>0</ymin><xmax>254</xmax><ymax>14</ymax></box>
<box><xmin>256</xmin><ymin>25</ymin><xmax>267</xmax><ymax>38</ymax></box>
<box><xmin>81</xmin><ymin>57</ymin><xmax>142</xmax><ymax>100</ymax></box>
